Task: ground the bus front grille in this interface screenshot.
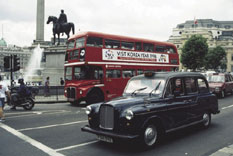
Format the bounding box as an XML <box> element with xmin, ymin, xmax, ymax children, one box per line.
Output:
<box><xmin>67</xmin><ymin>87</ymin><xmax>76</xmax><ymax>99</ymax></box>
<box><xmin>99</xmin><ymin>105</ymin><xmax>114</xmax><ymax>130</ymax></box>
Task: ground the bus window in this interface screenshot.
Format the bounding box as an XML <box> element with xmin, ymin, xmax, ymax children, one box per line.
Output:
<box><xmin>69</xmin><ymin>51</ymin><xmax>73</xmax><ymax>60</ymax></box>
<box><xmin>145</xmin><ymin>70</ymin><xmax>155</xmax><ymax>73</ymax></box>
<box><xmin>156</xmin><ymin>45</ymin><xmax>166</xmax><ymax>52</ymax></box>
<box><xmin>73</xmin><ymin>50</ymin><xmax>79</xmax><ymax>59</ymax></box>
<box><xmin>74</xmin><ymin>66</ymin><xmax>89</xmax><ymax>80</ymax></box>
<box><xmin>167</xmin><ymin>46</ymin><xmax>176</xmax><ymax>53</ymax></box>
<box><xmin>136</xmin><ymin>42</ymin><xmax>142</xmax><ymax>51</ymax></box>
<box><xmin>106</xmin><ymin>70</ymin><xmax>121</xmax><ymax>78</ymax></box>
<box><xmin>76</xmin><ymin>37</ymin><xmax>85</xmax><ymax>48</ymax></box>
<box><xmin>123</xmin><ymin>70</ymin><xmax>136</xmax><ymax>78</ymax></box>
<box><xmin>65</xmin><ymin>53</ymin><xmax>68</xmax><ymax>61</ymax></box>
<box><xmin>137</xmin><ymin>70</ymin><xmax>144</xmax><ymax>75</ymax></box>
<box><xmin>105</xmin><ymin>39</ymin><xmax>120</xmax><ymax>49</ymax></box>
<box><xmin>67</xmin><ymin>40</ymin><xmax>75</xmax><ymax>50</ymax></box>
<box><xmin>86</xmin><ymin>37</ymin><xmax>103</xmax><ymax>47</ymax></box>
<box><xmin>94</xmin><ymin>68</ymin><xmax>103</xmax><ymax>79</ymax></box>
<box><xmin>143</xmin><ymin>43</ymin><xmax>154</xmax><ymax>52</ymax></box>
<box><xmin>65</xmin><ymin>67</ymin><xmax>72</xmax><ymax>80</ymax></box>
<box><xmin>121</xmin><ymin>41</ymin><xmax>135</xmax><ymax>50</ymax></box>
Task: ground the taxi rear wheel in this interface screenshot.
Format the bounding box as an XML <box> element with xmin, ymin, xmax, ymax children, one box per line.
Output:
<box><xmin>202</xmin><ymin>112</ymin><xmax>211</xmax><ymax>128</ymax></box>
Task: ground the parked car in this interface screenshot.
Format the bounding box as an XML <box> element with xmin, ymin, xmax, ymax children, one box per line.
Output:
<box><xmin>208</xmin><ymin>73</ymin><xmax>233</xmax><ymax>98</ymax></box>
<box><xmin>81</xmin><ymin>72</ymin><xmax>220</xmax><ymax>148</ymax></box>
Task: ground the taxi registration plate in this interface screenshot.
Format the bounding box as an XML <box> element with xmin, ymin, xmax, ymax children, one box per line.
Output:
<box><xmin>97</xmin><ymin>135</ymin><xmax>113</xmax><ymax>143</ymax></box>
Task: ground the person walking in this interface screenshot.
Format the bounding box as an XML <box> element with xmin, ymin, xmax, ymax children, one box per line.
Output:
<box><xmin>60</xmin><ymin>77</ymin><xmax>64</xmax><ymax>85</ymax></box>
<box><xmin>44</xmin><ymin>77</ymin><xmax>50</xmax><ymax>97</ymax></box>
<box><xmin>0</xmin><ymin>76</ymin><xmax>10</xmax><ymax>122</ymax></box>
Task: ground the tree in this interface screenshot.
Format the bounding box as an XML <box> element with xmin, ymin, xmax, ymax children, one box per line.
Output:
<box><xmin>204</xmin><ymin>46</ymin><xmax>226</xmax><ymax>71</ymax></box>
<box><xmin>181</xmin><ymin>35</ymin><xmax>208</xmax><ymax>71</ymax></box>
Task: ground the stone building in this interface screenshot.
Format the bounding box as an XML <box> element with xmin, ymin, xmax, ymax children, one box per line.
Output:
<box><xmin>0</xmin><ymin>38</ymin><xmax>31</xmax><ymax>82</ymax></box>
<box><xmin>168</xmin><ymin>19</ymin><xmax>233</xmax><ymax>72</ymax></box>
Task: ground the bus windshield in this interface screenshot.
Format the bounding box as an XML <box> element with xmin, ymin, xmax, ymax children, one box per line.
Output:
<box><xmin>73</xmin><ymin>66</ymin><xmax>103</xmax><ymax>80</ymax></box>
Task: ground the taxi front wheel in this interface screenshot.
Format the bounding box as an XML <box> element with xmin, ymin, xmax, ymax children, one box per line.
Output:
<box><xmin>141</xmin><ymin>123</ymin><xmax>159</xmax><ymax>148</ymax></box>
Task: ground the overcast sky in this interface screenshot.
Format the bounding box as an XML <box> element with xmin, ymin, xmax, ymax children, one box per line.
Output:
<box><xmin>0</xmin><ymin>0</ymin><xmax>233</xmax><ymax>47</ymax></box>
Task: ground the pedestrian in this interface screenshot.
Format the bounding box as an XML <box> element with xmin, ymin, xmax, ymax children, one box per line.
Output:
<box><xmin>60</xmin><ymin>77</ymin><xmax>64</xmax><ymax>85</ymax></box>
<box><xmin>44</xmin><ymin>77</ymin><xmax>50</xmax><ymax>97</ymax></box>
<box><xmin>0</xmin><ymin>76</ymin><xmax>11</xmax><ymax>122</ymax></box>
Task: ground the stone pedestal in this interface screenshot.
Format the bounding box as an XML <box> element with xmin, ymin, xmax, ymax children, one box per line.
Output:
<box><xmin>42</xmin><ymin>45</ymin><xmax>66</xmax><ymax>86</ymax></box>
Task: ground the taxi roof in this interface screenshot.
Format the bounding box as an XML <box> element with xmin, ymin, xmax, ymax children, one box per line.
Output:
<box><xmin>134</xmin><ymin>72</ymin><xmax>205</xmax><ymax>80</ymax></box>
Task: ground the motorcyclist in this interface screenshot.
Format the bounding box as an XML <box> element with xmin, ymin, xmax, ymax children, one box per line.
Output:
<box><xmin>17</xmin><ymin>79</ymin><xmax>31</xmax><ymax>97</ymax></box>
<box><xmin>11</xmin><ymin>78</ymin><xmax>31</xmax><ymax>110</ymax></box>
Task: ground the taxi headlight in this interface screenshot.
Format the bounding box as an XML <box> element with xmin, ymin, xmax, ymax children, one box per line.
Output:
<box><xmin>85</xmin><ymin>106</ymin><xmax>92</xmax><ymax>115</ymax></box>
<box><xmin>125</xmin><ymin>110</ymin><xmax>134</xmax><ymax>120</ymax></box>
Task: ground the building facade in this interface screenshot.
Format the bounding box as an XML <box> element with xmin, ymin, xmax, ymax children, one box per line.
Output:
<box><xmin>0</xmin><ymin>38</ymin><xmax>32</xmax><ymax>83</ymax></box>
<box><xmin>168</xmin><ymin>19</ymin><xmax>233</xmax><ymax>72</ymax></box>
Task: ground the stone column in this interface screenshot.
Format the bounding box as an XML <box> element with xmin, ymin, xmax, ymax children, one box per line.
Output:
<box><xmin>36</xmin><ymin>0</ymin><xmax>44</xmax><ymax>41</ymax></box>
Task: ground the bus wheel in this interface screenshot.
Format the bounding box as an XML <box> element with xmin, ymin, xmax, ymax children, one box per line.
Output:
<box><xmin>86</xmin><ymin>90</ymin><xmax>104</xmax><ymax>105</ymax></box>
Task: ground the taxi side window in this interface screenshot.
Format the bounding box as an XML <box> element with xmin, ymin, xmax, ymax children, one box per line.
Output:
<box><xmin>165</xmin><ymin>78</ymin><xmax>184</xmax><ymax>97</ymax></box>
<box><xmin>173</xmin><ymin>78</ymin><xmax>184</xmax><ymax>95</ymax></box>
<box><xmin>185</xmin><ymin>77</ymin><xmax>198</xmax><ymax>94</ymax></box>
<box><xmin>197</xmin><ymin>78</ymin><xmax>209</xmax><ymax>93</ymax></box>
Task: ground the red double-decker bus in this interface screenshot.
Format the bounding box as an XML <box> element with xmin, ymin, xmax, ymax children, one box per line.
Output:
<box><xmin>64</xmin><ymin>31</ymin><xmax>179</xmax><ymax>105</ymax></box>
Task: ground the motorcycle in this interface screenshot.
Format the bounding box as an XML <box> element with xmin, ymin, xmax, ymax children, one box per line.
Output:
<box><xmin>7</xmin><ymin>86</ymin><xmax>38</xmax><ymax>110</ymax></box>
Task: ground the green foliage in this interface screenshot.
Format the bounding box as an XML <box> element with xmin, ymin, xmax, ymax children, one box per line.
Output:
<box><xmin>204</xmin><ymin>46</ymin><xmax>226</xmax><ymax>71</ymax></box>
<box><xmin>181</xmin><ymin>35</ymin><xmax>208</xmax><ymax>71</ymax></box>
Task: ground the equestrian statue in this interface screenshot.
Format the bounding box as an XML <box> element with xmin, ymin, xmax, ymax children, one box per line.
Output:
<box><xmin>47</xmin><ymin>10</ymin><xmax>75</xmax><ymax>45</ymax></box>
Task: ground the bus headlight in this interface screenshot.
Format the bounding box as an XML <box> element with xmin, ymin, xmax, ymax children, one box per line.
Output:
<box><xmin>64</xmin><ymin>89</ymin><xmax>67</xmax><ymax>93</ymax></box>
<box><xmin>125</xmin><ymin>110</ymin><xmax>134</xmax><ymax>120</ymax></box>
<box><xmin>80</xmin><ymin>90</ymin><xmax>83</xmax><ymax>95</ymax></box>
<box><xmin>85</xmin><ymin>106</ymin><xmax>92</xmax><ymax>115</ymax></box>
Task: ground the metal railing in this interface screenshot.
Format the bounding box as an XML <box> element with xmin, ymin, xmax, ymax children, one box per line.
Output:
<box><xmin>34</xmin><ymin>86</ymin><xmax>67</xmax><ymax>103</ymax></box>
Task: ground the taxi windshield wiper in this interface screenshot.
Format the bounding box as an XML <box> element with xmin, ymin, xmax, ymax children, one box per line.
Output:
<box><xmin>131</xmin><ymin>87</ymin><xmax>147</xmax><ymax>96</ymax></box>
<box><xmin>149</xmin><ymin>81</ymin><xmax>161</xmax><ymax>96</ymax></box>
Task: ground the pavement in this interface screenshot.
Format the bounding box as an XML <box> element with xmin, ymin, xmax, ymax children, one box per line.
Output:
<box><xmin>210</xmin><ymin>145</ymin><xmax>233</xmax><ymax>156</ymax></box>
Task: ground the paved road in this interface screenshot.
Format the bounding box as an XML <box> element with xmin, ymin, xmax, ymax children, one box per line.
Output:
<box><xmin>1</xmin><ymin>95</ymin><xmax>233</xmax><ymax>156</ymax></box>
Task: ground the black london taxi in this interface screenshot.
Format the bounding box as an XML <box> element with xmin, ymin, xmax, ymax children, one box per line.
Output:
<box><xmin>81</xmin><ymin>72</ymin><xmax>220</xmax><ymax>148</ymax></box>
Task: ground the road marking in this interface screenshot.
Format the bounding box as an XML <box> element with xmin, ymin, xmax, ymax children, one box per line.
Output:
<box><xmin>6</xmin><ymin>110</ymin><xmax>70</xmax><ymax>119</ymax></box>
<box><xmin>0</xmin><ymin>123</ymin><xmax>64</xmax><ymax>156</ymax></box>
<box><xmin>55</xmin><ymin>140</ymin><xmax>98</xmax><ymax>152</ymax></box>
<box><xmin>221</xmin><ymin>104</ymin><xmax>233</xmax><ymax>110</ymax></box>
<box><xmin>18</xmin><ymin>120</ymin><xmax>88</xmax><ymax>131</ymax></box>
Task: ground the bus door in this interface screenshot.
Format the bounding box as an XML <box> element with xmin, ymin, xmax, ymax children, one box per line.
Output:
<box><xmin>105</xmin><ymin>69</ymin><xmax>123</xmax><ymax>99</ymax></box>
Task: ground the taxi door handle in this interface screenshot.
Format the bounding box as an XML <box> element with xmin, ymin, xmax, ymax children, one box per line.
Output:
<box><xmin>184</xmin><ymin>99</ymin><xmax>192</xmax><ymax>103</ymax></box>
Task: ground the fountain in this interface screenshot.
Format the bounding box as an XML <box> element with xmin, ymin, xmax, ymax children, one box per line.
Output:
<box><xmin>24</xmin><ymin>44</ymin><xmax>43</xmax><ymax>85</ymax></box>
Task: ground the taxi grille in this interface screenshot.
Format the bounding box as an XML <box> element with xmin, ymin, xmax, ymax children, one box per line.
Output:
<box><xmin>99</xmin><ymin>105</ymin><xmax>114</xmax><ymax>130</ymax></box>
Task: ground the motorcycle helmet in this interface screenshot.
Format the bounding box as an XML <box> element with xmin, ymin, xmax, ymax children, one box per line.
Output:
<box><xmin>18</xmin><ymin>78</ymin><xmax>24</xmax><ymax>84</ymax></box>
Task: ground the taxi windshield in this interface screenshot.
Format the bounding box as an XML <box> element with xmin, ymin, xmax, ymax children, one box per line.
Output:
<box><xmin>124</xmin><ymin>78</ymin><xmax>165</xmax><ymax>96</ymax></box>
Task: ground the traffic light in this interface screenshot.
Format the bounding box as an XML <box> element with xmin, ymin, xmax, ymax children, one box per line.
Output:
<box><xmin>4</xmin><ymin>56</ymin><xmax>10</xmax><ymax>69</ymax></box>
<box><xmin>13</xmin><ymin>55</ymin><xmax>20</xmax><ymax>71</ymax></box>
